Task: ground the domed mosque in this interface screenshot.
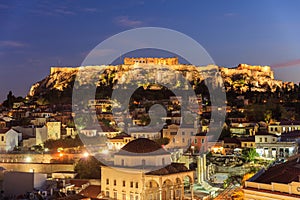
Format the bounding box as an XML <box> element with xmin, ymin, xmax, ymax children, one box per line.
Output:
<box><xmin>101</xmin><ymin>138</ymin><xmax>194</xmax><ymax>200</ymax></box>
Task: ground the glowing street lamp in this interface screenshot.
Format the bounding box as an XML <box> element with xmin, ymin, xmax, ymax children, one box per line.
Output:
<box><xmin>83</xmin><ymin>152</ymin><xmax>89</xmax><ymax>158</ymax></box>
<box><xmin>25</xmin><ymin>156</ymin><xmax>32</xmax><ymax>162</ymax></box>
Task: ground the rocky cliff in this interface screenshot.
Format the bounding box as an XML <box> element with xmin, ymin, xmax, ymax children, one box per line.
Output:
<box><xmin>27</xmin><ymin>63</ymin><xmax>295</xmax><ymax>104</ymax></box>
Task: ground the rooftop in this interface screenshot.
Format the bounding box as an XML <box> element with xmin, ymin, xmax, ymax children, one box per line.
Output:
<box><xmin>146</xmin><ymin>163</ymin><xmax>190</xmax><ymax>175</ymax></box>
<box><xmin>116</xmin><ymin>138</ymin><xmax>169</xmax><ymax>155</ymax></box>
<box><xmin>252</xmin><ymin>155</ymin><xmax>300</xmax><ymax>184</ymax></box>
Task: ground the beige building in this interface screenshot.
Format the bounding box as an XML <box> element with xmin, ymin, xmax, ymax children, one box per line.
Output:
<box><xmin>268</xmin><ymin>121</ymin><xmax>300</xmax><ymax>135</ymax></box>
<box><xmin>163</xmin><ymin>124</ymin><xmax>197</xmax><ymax>149</ymax></box>
<box><xmin>106</xmin><ymin>133</ymin><xmax>132</xmax><ymax>151</ymax></box>
<box><xmin>129</xmin><ymin>127</ymin><xmax>161</xmax><ymax>140</ymax></box>
<box><xmin>101</xmin><ymin>138</ymin><xmax>194</xmax><ymax>200</ymax></box>
<box><xmin>244</xmin><ymin>155</ymin><xmax>300</xmax><ymax>199</ymax></box>
<box><xmin>46</xmin><ymin>121</ymin><xmax>61</xmax><ymax>140</ymax></box>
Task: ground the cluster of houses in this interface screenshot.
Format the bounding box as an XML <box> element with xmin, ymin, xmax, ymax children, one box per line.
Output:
<box><xmin>1</xmin><ymin>95</ymin><xmax>300</xmax><ymax>161</ymax></box>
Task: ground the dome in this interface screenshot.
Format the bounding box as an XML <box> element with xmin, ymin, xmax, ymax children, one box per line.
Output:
<box><xmin>116</xmin><ymin>138</ymin><xmax>169</xmax><ymax>155</ymax></box>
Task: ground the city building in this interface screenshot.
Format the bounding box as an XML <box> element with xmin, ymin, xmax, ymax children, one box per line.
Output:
<box><xmin>163</xmin><ymin>124</ymin><xmax>197</xmax><ymax>149</ymax></box>
<box><xmin>255</xmin><ymin>132</ymin><xmax>297</xmax><ymax>158</ymax></box>
<box><xmin>0</xmin><ymin>128</ymin><xmax>22</xmax><ymax>152</ymax></box>
<box><xmin>244</xmin><ymin>155</ymin><xmax>300</xmax><ymax>199</ymax></box>
<box><xmin>3</xmin><ymin>171</ymin><xmax>47</xmax><ymax>197</ymax></box>
<box><xmin>268</xmin><ymin>121</ymin><xmax>300</xmax><ymax>135</ymax></box>
<box><xmin>129</xmin><ymin>126</ymin><xmax>161</xmax><ymax>140</ymax></box>
<box><xmin>106</xmin><ymin>133</ymin><xmax>133</xmax><ymax>151</ymax></box>
<box><xmin>46</xmin><ymin>121</ymin><xmax>61</xmax><ymax>140</ymax></box>
<box><xmin>101</xmin><ymin>138</ymin><xmax>194</xmax><ymax>200</ymax></box>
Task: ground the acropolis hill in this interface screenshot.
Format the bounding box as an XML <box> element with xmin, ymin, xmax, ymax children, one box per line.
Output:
<box><xmin>28</xmin><ymin>57</ymin><xmax>295</xmax><ymax>100</ymax></box>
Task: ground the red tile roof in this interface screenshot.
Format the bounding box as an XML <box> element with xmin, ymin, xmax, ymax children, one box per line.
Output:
<box><xmin>116</xmin><ymin>138</ymin><xmax>169</xmax><ymax>155</ymax></box>
<box><xmin>253</xmin><ymin>155</ymin><xmax>300</xmax><ymax>184</ymax></box>
<box><xmin>79</xmin><ymin>185</ymin><xmax>101</xmax><ymax>198</ymax></box>
<box><xmin>146</xmin><ymin>163</ymin><xmax>190</xmax><ymax>175</ymax></box>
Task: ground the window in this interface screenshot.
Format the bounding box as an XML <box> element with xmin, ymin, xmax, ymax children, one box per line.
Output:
<box><xmin>270</xmin><ymin>127</ymin><xmax>273</xmax><ymax>131</ymax></box>
<box><xmin>190</xmin><ymin>131</ymin><xmax>194</xmax><ymax>136</ymax></box>
<box><xmin>130</xmin><ymin>181</ymin><xmax>133</xmax><ymax>188</ymax></box>
<box><xmin>1</xmin><ymin>136</ymin><xmax>3</xmax><ymax>142</ymax></box>
<box><xmin>142</xmin><ymin>159</ymin><xmax>146</xmax><ymax>166</ymax></box>
<box><xmin>182</xmin><ymin>131</ymin><xmax>185</xmax><ymax>136</ymax></box>
<box><xmin>106</xmin><ymin>191</ymin><xmax>109</xmax><ymax>197</ymax></box>
<box><xmin>121</xmin><ymin>159</ymin><xmax>125</xmax><ymax>166</ymax></box>
<box><xmin>275</xmin><ymin>127</ymin><xmax>278</xmax><ymax>131</ymax></box>
<box><xmin>114</xmin><ymin>191</ymin><xmax>117</xmax><ymax>200</ymax></box>
<box><xmin>201</xmin><ymin>139</ymin><xmax>204</xmax><ymax>143</ymax></box>
<box><xmin>182</xmin><ymin>138</ymin><xmax>185</xmax><ymax>143</ymax></box>
<box><xmin>136</xmin><ymin>182</ymin><xmax>139</xmax><ymax>188</ymax></box>
<box><xmin>194</xmin><ymin>139</ymin><xmax>197</xmax><ymax>144</ymax></box>
<box><xmin>149</xmin><ymin>182</ymin><xmax>153</xmax><ymax>188</ymax></box>
<box><xmin>130</xmin><ymin>194</ymin><xmax>134</xmax><ymax>200</ymax></box>
<box><xmin>123</xmin><ymin>180</ymin><xmax>126</xmax><ymax>187</ymax></box>
<box><xmin>244</xmin><ymin>143</ymin><xmax>247</xmax><ymax>147</ymax></box>
<box><xmin>114</xmin><ymin>180</ymin><xmax>116</xmax><ymax>186</ymax></box>
<box><xmin>173</xmin><ymin>138</ymin><xmax>176</xmax><ymax>143</ymax></box>
<box><xmin>265</xmin><ymin>137</ymin><xmax>267</xmax><ymax>142</ymax></box>
<box><xmin>122</xmin><ymin>193</ymin><xmax>126</xmax><ymax>200</ymax></box>
<box><xmin>259</xmin><ymin>138</ymin><xmax>262</xmax><ymax>142</ymax></box>
<box><xmin>106</xmin><ymin>179</ymin><xmax>109</xmax><ymax>185</ymax></box>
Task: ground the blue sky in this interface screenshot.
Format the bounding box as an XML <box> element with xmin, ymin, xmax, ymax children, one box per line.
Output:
<box><xmin>0</xmin><ymin>0</ymin><xmax>300</xmax><ymax>101</ymax></box>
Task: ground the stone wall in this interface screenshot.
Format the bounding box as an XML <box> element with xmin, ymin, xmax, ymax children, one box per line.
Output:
<box><xmin>0</xmin><ymin>162</ymin><xmax>74</xmax><ymax>174</ymax></box>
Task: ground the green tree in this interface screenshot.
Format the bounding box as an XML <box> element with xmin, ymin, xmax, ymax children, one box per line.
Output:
<box><xmin>74</xmin><ymin>156</ymin><xmax>103</xmax><ymax>179</ymax></box>
<box><xmin>264</xmin><ymin>110</ymin><xmax>272</xmax><ymax>124</ymax></box>
<box><xmin>242</xmin><ymin>148</ymin><xmax>259</xmax><ymax>162</ymax></box>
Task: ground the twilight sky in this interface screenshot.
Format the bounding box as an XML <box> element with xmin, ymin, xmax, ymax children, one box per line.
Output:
<box><xmin>0</xmin><ymin>0</ymin><xmax>300</xmax><ymax>101</ymax></box>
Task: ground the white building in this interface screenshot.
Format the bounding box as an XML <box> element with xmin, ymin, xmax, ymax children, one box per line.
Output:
<box><xmin>255</xmin><ymin>132</ymin><xmax>297</xmax><ymax>158</ymax></box>
<box><xmin>0</xmin><ymin>128</ymin><xmax>22</xmax><ymax>152</ymax></box>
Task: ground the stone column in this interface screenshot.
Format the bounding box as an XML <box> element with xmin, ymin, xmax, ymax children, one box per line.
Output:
<box><xmin>159</xmin><ymin>187</ymin><xmax>162</xmax><ymax>200</ymax></box>
<box><xmin>190</xmin><ymin>183</ymin><xmax>194</xmax><ymax>200</ymax></box>
<box><xmin>197</xmin><ymin>156</ymin><xmax>203</xmax><ymax>183</ymax></box>
<box><xmin>203</xmin><ymin>154</ymin><xmax>207</xmax><ymax>181</ymax></box>
<box><xmin>170</xmin><ymin>186</ymin><xmax>174</xmax><ymax>200</ymax></box>
<box><xmin>200</xmin><ymin>156</ymin><xmax>204</xmax><ymax>183</ymax></box>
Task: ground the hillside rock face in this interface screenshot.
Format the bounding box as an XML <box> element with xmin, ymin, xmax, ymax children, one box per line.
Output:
<box><xmin>27</xmin><ymin>63</ymin><xmax>295</xmax><ymax>103</ymax></box>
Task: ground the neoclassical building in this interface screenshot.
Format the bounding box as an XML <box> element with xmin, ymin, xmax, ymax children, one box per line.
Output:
<box><xmin>101</xmin><ymin>138</ymin><xmax>194</xmax><ymax>200</ymax></box>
